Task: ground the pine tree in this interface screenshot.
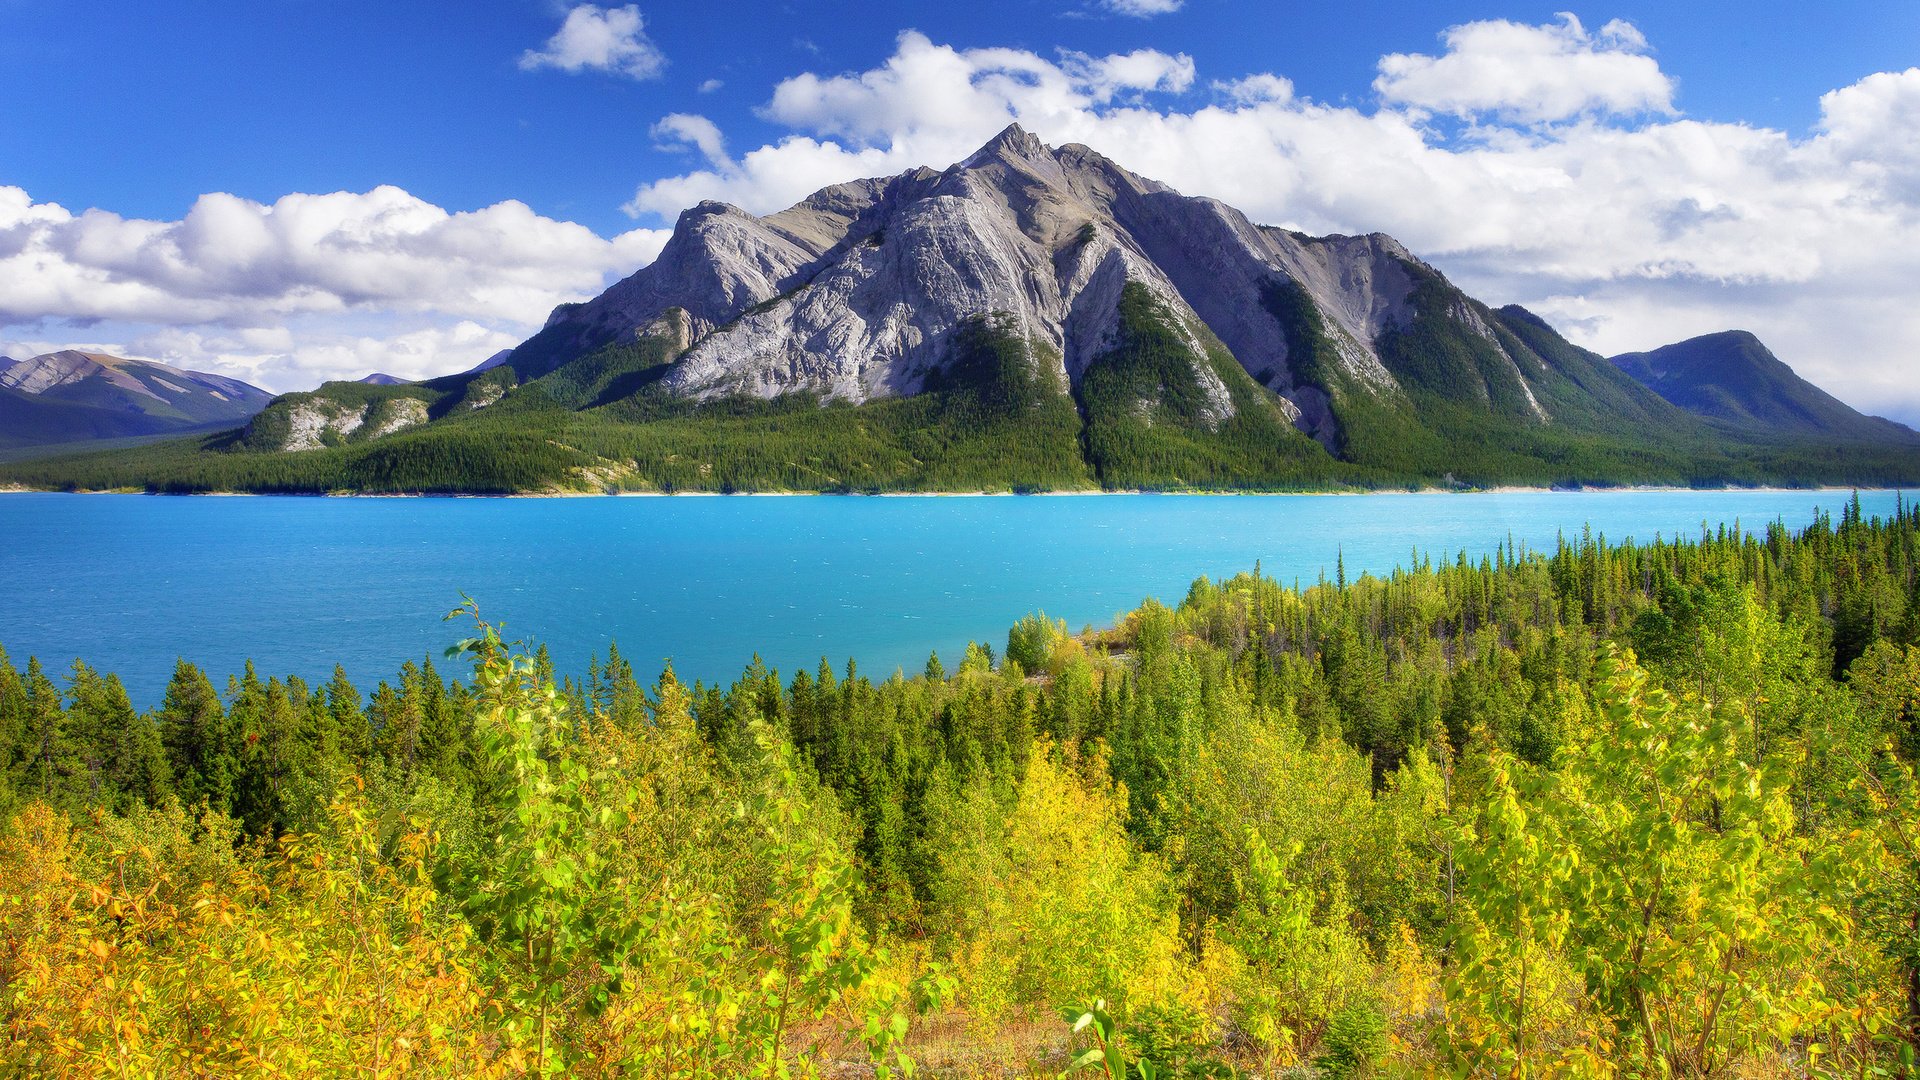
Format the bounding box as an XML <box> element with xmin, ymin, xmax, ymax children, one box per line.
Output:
<box><xmin>157</xmin><ymin>659</ymin><xmax>237</xmax><ymax>813</ymax></box>
<box><xmin>417</xmin><ymin>658</ymin><xmax>468</xmax><ymax>786</ymax></box>
<box><xmin>68</xmin><ymin>661</ymin><xmax>170</xmax><ymax>811</ymax></box>
<box><xmin>326</xmin><ymin>665</ymin><xmax>370</xmax><ymax>763</ymax></box>
<box><xmin>372</xmin><ymin>666</ymin><xmax>426</xmax><ymax>775</ymax></box>
<box><xmin>0</xmin><ymin>647</ymin><xmax>25</xmax><ymax>808</ymax></box>
<box><xmin>228</xmin><ymin>663</ymin><xmax>280</xmax><ymax>834</ymax></box>
<box><xmin>15</xmin><ymin>658</ymin><xmax>75</xmax><ymax>803</ymax></box>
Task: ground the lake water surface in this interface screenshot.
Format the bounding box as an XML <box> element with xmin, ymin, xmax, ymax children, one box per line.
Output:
<box><xmin>0</xmin><ymin>489</ymin><xmax>1906</xmax><ymax>706</ymax></box>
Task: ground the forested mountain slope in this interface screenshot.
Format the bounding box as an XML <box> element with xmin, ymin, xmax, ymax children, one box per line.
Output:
<box><xmin>1612</xmin><ymin>329</ymin><xmax>1920</xmax><ymax>443</ymax></box>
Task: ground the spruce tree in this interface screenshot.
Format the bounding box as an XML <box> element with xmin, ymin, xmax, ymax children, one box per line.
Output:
<box><xmin>326</xmin><ymin>665</ymin><xmax>370</xmax><ymax>764</ymax></box>
<box><xmin>0</xmin><ymin>647</ymin><xmax>25</xmax><ymax>808</ymax></box>
<box><xmin>16</xmin><ymin>658</ymin><xmax>75</xmax><ymax>803</ymax></box>
<box><xmin>157</xmin><ymin>659</ymin><xmax>237</xmax><ymax>813</ymax></box>
<box><xmin>68</xmin><ymin>662</ymin><xmax>170</xmax><ymax>811</ymax></box>
<box><xmin>370</xmin><ymin>677</ymin><xmax>422</xmax><ymax>775</ymax></box>
<box><xmin>228</xmin><ymin>663</ymin><xmax>278</xmax><ymax>834</ymax></box>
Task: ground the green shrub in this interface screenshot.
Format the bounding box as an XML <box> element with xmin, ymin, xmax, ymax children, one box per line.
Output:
<box><xmin>1318</xmin><ymin>998</ymin><xmax>1388</xmax><ymax>1077</ymax></box>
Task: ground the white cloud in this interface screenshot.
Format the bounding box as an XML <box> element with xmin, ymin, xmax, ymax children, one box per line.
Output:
<box><xmin>623</xmin><ymin>32</ymin><xmax>1201</xmax><ymax>219</ymax></box>
<box><xmin>1101</xmin><ymin>0</ymin><xmax>1182</xmax><ymax>16</ymax></box>
<box><xmin>126</xmin><ymin>321</ymin><xmax>522</xmax><ymax>389</ymax></box>
<box><xmin>1061</xmin><ymin>48</ymin><xmax>1196</xmax><ymax>103</ymax></box>
<box><xmin>10</xmin><ymin>19</ymin><xmax>1920</xmax><ymax>425</ymax></box>
<box><xmin>620</xmin><ymin>28</ymin><xmax>1920</xmax><ymax>424</ymax></box>
<box><xmin>1816</xmin><ymin>68</ymin><xmax>1920</xmax><ymax>198</ymax></box>
<box><xmin>1374</xmin><ymin>13</ymin><xmax>1675</xmax><ymax>124</ymax></box>
<box><xmin>698</xmin><ymin>78</ymin><xmax>724</xmax><ymax>94</ymax></box>
<box><xmin>519</xmin><ymin>4</ymin><xmax>666</xmax><ymax>81</ymax></box>
<box><xmin>3</xmin><ymin>320</ymin><xmax>527</xmax><ymax>394</ymax></box>
<box><xmin>1213</xmin><ymin>73</ymin><xmax>1294</xmax><ymax>105</ymax></box>
<box><xmin>652</xmin><ymin>113</ymin><xmax>729</xmax><ymax>170</ymax></box>
<box><xmin>0</xmin><ymin>185</ymin><xmax>668</xmax><ymax>391</ymax></box>
<box><xmin>0</xmin><ymin>185</ymin><xmax>668</xmax><ymax>327</ymax></box>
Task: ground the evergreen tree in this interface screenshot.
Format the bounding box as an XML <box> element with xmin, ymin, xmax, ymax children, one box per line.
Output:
<box><xmin>0</xmin><ymin>647</ymin><xmax>24</xmax><ymax>810</ymax></box>
<box><xmin>157</xmin><ymin>659</ymin><xmax>237</xmax><ymax>813</ymax></box>
<box><xmin>372</xmin><ymin>667</ymin><xmax>426</xmax><ymax>776</ymax></box>
<box><xmin>326</xmin><ymin>665</ymin><xmax>370</xmax><ymax>763</ymax></box>
<box><xmin>15</xmin><ymin>658</ymin><xmax>76</xmax><ymax>804</ymax></box>
<box><xmin>68</xmin><ymin>661</ymin><xmax>170</xmax><ymax>811</ymax></box>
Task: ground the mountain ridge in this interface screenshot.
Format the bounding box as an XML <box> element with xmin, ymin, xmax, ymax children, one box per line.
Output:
<box><xmin>1610</xmin><ymin>331</ymin><xmax>1918</xmax><ymax>444</ymax></box>
<box><xmin>503</xmin><ymin>124</ymin><xmax>1709</xmax><ymax>457</ymax></box>
<box><xmin>0</xmin><ymin>350</ymin><xmax>273</xmax><ymax>450</ymax></box>
<box><xmin>2</xmin><ymin>126</ymin><xmax>1914</xmax><ymax>493</ymax></box>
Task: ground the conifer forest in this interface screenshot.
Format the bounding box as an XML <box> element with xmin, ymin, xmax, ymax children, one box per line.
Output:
<box><xmin>8</xmin><ymin>497</ymin><xmax>1920</xmax><ymax>1077</ymax></box>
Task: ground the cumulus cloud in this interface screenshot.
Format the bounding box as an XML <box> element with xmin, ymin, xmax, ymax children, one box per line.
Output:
<box><xmin>623</xmin><ymin>32</ymin><xmax>1201</xmax><ymax>218</ymax></box>
<box><xmin>652</xmin><ymin>113</ymin><xmax>730</xmax><ymax>170</ymax></box>
<box><xmin>1816</xmin><ymin>69</ymin><xmax>1920</xmax><ymax>197</ymax></box>
<box><xmin>1101</xmin><ymin>0</ymin><xmax>1182</xmax><ymax>16</ymax></box>
<box><xmin>0</xmin><ymin>185</ymin><xmax>668</xmax><ymax>390</ymax></box>
<box><xmin>0</xmin><ymin>319</ymin><xmax>526</xmax><ymax>393</ymax></box>
<box><xmin>128</xmin><ymin>321</ymin><xmax>522</xmax><ymax>390</ymax></box>
<box><xmin>0</xmin><ymin>185</ymin><xmax>667</xmax><ymax>327</ymax></box>
<box><xmin>620</xmin><ymin>27</ymin><xmax>1920</xmax><ymax>424</ymax></box>
<box><xmin>519</xmin><ymin>4</ymin><xmax>666</xmax><ymax>81</ymax></box>
<box><xmin>1213</xmin><ymin>73</ymin><xmax>1294</xmax><ymax>105</ymax></box>
<box><xmin>1374</xmin><ymin>13</ymin><xmax>1674</xmax><ymax>124</ymax></box>
<box><xmin>1061</xmin><ymin>48</ymin><xmax>1196</xmax><ymax>103</ymax></box>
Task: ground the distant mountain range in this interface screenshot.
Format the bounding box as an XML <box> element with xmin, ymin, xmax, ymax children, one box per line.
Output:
<box><xmin>466</xmin><ymin>350</ymin><xmax>512</xmax><ymax>375</ymax></box>
<box><xmin>1610</xmin><ymin>331</ymin><xmax>1915</xmax><ymax>443</ymax></box>
<box><xmin>3</xmin><ymin>126</ymin><xmax>1914</xmax><ymax>493</ymax></box>
<box><xmin>0</xmin><ymin>351</ymin><xmax>273</xmax><ymax>451</ymax></box>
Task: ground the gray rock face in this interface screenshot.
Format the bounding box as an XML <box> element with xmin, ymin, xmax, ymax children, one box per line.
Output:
<box><xmin>516</xmin><ymin>124</ymin><xmax>1562</xmax><ymax>445</ymax></box>
<box><xmin>269</xmin><ymin>394</ymin><xmax>431</xmax><ymax>452</ymax></box>
<box><xmin>279</xmin><ymin>399</ymin><xmax>366</xmax><ymax>451</ymax></box>
<box><xmin>365</xmin><ymin>397</ymin><xmax>429</xmax><ymax>439</ymax></box>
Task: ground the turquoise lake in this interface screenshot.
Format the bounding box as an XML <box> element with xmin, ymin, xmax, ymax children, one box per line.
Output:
<box><xmin>0</xmin><ymin>489</ymin><xmax>1907</xmax><ymax>706</ymax></box>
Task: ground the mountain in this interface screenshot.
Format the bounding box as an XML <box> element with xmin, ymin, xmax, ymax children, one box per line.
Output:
<box><xmin>487</xmin><ymin>124</ymin><xmax>1775</xmax><ymax>485</ymax></box>
<box><xmin>0</xmin><ymin>356</ymin><xmax>17</xmax><ymax>376</ymax></box>
<box><xmin>3</xmin><ymin>126</ymin><xmax>1916</xmax><ymax>494</ymax></box>
<box><xmin>0</xmin><ymin>350</ymin><xmax>274</xmax><ymax>450</ymax></box>
<box><xmin>465</xmin><ymin>350</ymin><xmax>512</xmax><ymax>375</ymax></box>
<box><xmin>1610</xmin><ymin>331</ymin><xmax>1918</xmax><ymax>444</ymax></box>
<box><xmin>356</xmin><ymin>373</ymin><xmax>409</xmax><ymax>386</ymax></box>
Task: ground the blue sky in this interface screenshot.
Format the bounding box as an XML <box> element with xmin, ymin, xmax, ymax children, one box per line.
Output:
<box><xmin>3</xmin><ymin>1</ymin><xmax>1918</xmax><ymax>420</ymax></box>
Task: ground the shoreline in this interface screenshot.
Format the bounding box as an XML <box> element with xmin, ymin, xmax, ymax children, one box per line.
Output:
<box><xmin>0</xmin><ymin>482</ymin><xmax>1905</xmax><ymax>500</ymax></box>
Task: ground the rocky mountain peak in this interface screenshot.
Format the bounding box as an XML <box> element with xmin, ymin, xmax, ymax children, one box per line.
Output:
<box><xmin>2</xmin><ymin>351</ymin><xmax>121</xmax><ymax>395</ymax></box>
<box><xmin>0</xmin><ymin>348</ymin><xmax>274</xmax><ymax>449</ymax></box>
<box><xmin>680</xmin><ymin>200</ymin><xmax>753</xmax><ymax>225</ymax></box>
<box><xmin>503</xmin><ymin>125</ymin><xmax>1664</xmax><ymax>450</ymax></box>
<box><xmin>963</xmin><ymin>123</ymin><xmax>1052</xmax><ymax>169</ymax></box>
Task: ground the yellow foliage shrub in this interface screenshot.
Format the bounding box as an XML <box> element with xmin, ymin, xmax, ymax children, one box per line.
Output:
<box><xmin>0</xmin><ymin>795</ymin><xmax>512</xmax><ymax>1077</ymax></box>
<box><xmin>933</xmin><ymin>740</ymin><xmax>1193</xmax><ymax>1029</ymax></box>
